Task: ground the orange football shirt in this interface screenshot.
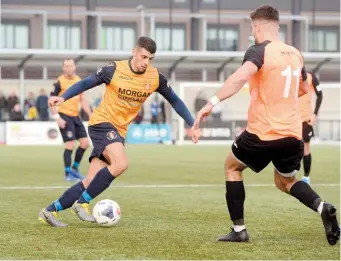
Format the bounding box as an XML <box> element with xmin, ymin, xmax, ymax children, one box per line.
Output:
<box><xmin>245</xmin><ymin>40</ymin><xmax>306</xmax><ymax>141</ymax></box>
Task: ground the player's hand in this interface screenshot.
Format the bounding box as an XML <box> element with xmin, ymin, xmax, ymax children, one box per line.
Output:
<box><xmin>308</xmin><ymin>114</ymin><xmax>317</xmax><ymax>126</ymax></box>
<box><xmin>190</xmin><ymin>127</ymin><xmax>202</xmax><ymax>144</ymax></box>
<box><xmin>56</xmin><ymin>118</ymin><xmax>67</xmax><ymax>129</ymax></box>
<box><xmin>193</xmin><ymin>103</ymin><xmax>214</xmax><ymax>129</ymax></box>
<box><xmin>49</xmin><ymin>96</ymin><xmax>64</xmax><ymax>107</ymax></box>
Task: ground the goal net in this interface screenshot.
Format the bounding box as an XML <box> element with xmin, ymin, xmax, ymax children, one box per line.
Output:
<box><xmin>175</xmin><ymin>82</ymin><xmax>340</xmax><ymax>145</ymax></box>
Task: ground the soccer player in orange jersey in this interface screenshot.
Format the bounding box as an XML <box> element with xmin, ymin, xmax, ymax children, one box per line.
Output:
<box><xmin>299</xmin><ymin>71</ymin><xmax>323</xmax><ymax>185</ymax></box>
<box><xmin>192</xmin><ymin>5</ymin><xmax>339</xmax><ymax>245</ymax></box>
<box><xmin>50</xmin><ymin>59</ymin><xmax>91</xmax><ymax>181</ymax></box>
<box><xmin>39</xmin><ymin>37</ymin><xmax>198</xmax><ymax>227</ymax></box>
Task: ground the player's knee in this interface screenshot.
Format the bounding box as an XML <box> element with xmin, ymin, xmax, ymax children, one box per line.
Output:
<box><xmin>79</xmin><ymin>138</ymin><xmax>89</xmax><ymax>149</ymax></box>
<box><xmin>224</xmin><ymin>155</ymin><xmax>244</xmax><ymax>181</ymax></box>
<box><xmin>107</xmin><ymin>159</ymin><xmax>128</xmax><ymax>177</ymax></box>
<box><xmin>274</xmin><ymin>175</ymin><xmax>286</xmax><ymax>192</ymax></box>
<box><xmin>304</xmin><ymin>142</ymin><xmax>310</xmax><ymax>155</ymax></box>
<box><xmin>64</xmin><ymin>140</ymin><xmax>75</xmax><ymax>150</ymax></box>
<box><xmin>274</xmin><ymin>171</ymin><xmax>296</xmax><ymax>193</ymax></box>
<box><xmin>224</xmin><ymin>162</ymin><xmax>242</xmax><ymax>181</ymax></box>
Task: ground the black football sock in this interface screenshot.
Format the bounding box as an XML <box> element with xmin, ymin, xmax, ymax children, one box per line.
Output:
<box><xmin>225</xmin><ymin>181</ymin><xmax>245</xmax><ymax>229</ymax></box>
<box><xmin>72</xmin><ymin>147</ymin><xmax>86</xmax><ymax>170</ymax></box>
<box><xmin>303</xmin><ymin>154</ymin><xmax>312</xmax><ymax>177</ymax></box>
<box><xmin>290</xmin><ymin>181</ymin><xmax>321</xmax><ymax>212</ymax></box>
<box><xmin>78</xmin><ymin>167</ymin><xmax>115</xmax><ymax>204</ymax></box>
<box><xmin>64</xmin><ymin>149</ymin><xmax>73</xmax><ymax>175</ymax></box>
<box><xmin>46</xmin><ymin>182</ymin><xmax>85</xmax><ymax>212</ymax></box>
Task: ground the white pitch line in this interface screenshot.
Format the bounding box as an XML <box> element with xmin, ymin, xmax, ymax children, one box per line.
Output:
<box><xmin>0</xmin><ymin>183</ymin><xmax>339</xmax><ymax>190</ymax></box>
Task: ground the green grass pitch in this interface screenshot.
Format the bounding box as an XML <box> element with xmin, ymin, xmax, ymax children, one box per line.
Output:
<box><xmin>0</xmin><ymin>144</ymin><xmax>339</xmax><ymax>260</ymax></box>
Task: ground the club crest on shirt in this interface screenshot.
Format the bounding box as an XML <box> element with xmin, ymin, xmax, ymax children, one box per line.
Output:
<box><xmin>145</xmin><ymin>82</ymin><xmax>151</xmax><ymax>90</ymax></box>
<box><xmin>107</xmin><ymin>131</ymin><xmax>117</xmax><ymax>140</ymax></box>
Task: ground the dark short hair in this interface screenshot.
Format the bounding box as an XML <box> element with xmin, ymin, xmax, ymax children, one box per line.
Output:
<box><xmin>250</xmin><ymin>5</ymin><xmax>279</xmax><ymax>22</ymax></box>
<box><xmin>136</xmin><ymin>36</ymin><xmax>157</xmax><ymax>54</ymax></box>
<box><xmin>63</xmin><ymin>58</ymin><xmax>75</xmax><ymax>65</ymax></box>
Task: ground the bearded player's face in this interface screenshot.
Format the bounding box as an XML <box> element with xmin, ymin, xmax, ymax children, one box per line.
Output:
<box><xmin>62</xmin><ymin>59</ymin><xmax>76</xmax><ymax>77</ymax></box>
<box><xmin>132</xmin><ymin>47</ymin><xmax>154</xmax><ymax>73</ymax></box>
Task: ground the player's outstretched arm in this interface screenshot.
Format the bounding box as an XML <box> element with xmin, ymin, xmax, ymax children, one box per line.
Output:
<box><xmin>156</xmin><ymin>73</ymin><xmax>194</xmax><ymax>127</ymax></box>
<box><xmin>56</xmin><ymin>63</ymin><xmax>116</xmax><ymax>104</ymax></box>
<box><xmin>213</xmin><ymin>61</ymin><xmax>258</xmax><ymax>102</ymax></box>
<box><xmin>192</xmin><ymin>44</ymin><xmax>263</xmax><ymax>142</ymax></box>
<box><xmin>191</xmin><ymin>61</ymin><xmax>258</xmax><ymax>138</ymax></box>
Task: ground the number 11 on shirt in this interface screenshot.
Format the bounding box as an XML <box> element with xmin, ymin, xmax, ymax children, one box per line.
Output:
<box><xmin>281</xmin><ymin>65</ymin><xmax>301</xmax><ymax>98</ymax></box>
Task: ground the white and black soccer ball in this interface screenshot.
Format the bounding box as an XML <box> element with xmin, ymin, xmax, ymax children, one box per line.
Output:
<box><xmin>93</xmin><ymin>199</ymin><xmax>121</xmax><ymax>227</ymax></box>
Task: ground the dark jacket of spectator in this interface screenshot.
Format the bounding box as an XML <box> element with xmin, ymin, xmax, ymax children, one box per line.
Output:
<box><xmin>0</xmin><ymin>92</ymin><xmax>7</xmax><ymax>110</ymax></box>
<box><xmin>0</xmin><ymin>92</ymin><xmax>7</xmax><ymax>121</ymax></box>
<box><xmin>36</xmin><ymin>89</ymin><xmax>49</xmax><ymax>121</ymax></box>
<box><xmin>7</xmin><ymin>92</ymin><xmax>19</xmax><ymax>112</ymax></box>
<box><xmin>9</xmin><ymin>104</ymin><xmax>25</xmax><ymax>121</ymax></box>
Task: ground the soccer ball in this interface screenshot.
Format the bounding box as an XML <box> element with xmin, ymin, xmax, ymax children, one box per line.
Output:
<box><xmin>92</xmin><ymin>199</ymin><xmax>121</xmax><ymax>227</ymax></box>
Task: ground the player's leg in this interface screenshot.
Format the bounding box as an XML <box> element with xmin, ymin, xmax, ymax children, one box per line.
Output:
<box><xmin>272</xmin><ymin>138</ymin><xmax>340</xmax><ymax>245</ymax></box>
<box><xmin>302</xmin><ymin>122</ymin><xmax>313</xmax><ymax>184</ymax></box>
<box><xmin>302</xmin><ymin>142</ymin><xmax>311</xmax><ymax>184</ymax></box>
<box><xmin>38</xmin><ymin>157</ymin><xmax>107</xmax><ymax>227</ymax></box>
<box><xmin>218</xmin><ymin>130</ymin><xmax>271</xmax><ymax>242</ymax></box>
<box><xmin>58</xmin><ymin>114</ymin><xmax>79</xmax><ymax>181</ymax></box>
<box><xmin>72</xmin><ymin>142</ymin><xmax>128</xmax><ymax>222</ymax></box>
<box><xmin>72</xmin><ymin>118</ymin><xmax>89</xmax><ymax>174</ymax></box>
<box><xmin>71</xmin><ymin>123</ymin><xmax>127</xmax><ymax>222</ymax></box>
<box><xmin>63</xmin><ymin>140</ymin><xmax>77</xmax><ymax>181</ymax></box>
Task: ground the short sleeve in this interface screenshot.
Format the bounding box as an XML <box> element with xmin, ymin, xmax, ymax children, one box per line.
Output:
<box><xmin>242</xmin><ymin>41</ymin><xmax>268</xmax><ymax>70</ymax></box>
<box><xmin>50</xmin><ymin>80</ymin><xmax>61</xmax><ymax>96</ymax></box>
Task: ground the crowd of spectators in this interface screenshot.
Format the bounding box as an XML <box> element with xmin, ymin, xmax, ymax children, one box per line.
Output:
<box><xmin>0</xmin><ymin>91</ymin><xmax>166</xmax><ymax>124</ymax></box>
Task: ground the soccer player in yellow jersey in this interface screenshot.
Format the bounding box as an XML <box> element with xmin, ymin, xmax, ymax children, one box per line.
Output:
<box><xmin>50</xmin><ymin>59</ymin><xmax>92</xmax><ymax>181</ymax></box>
<box><xmin>39</xmin><ymin>37</ymin><xmax>198</xmax><ymax>227</ymax></box>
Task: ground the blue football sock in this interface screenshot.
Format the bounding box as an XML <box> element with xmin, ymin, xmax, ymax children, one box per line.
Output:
<box><xmin>64</xmin><ymin>149</ymin><xmax>73</xmax><ymax>175</ymax></box>
<box><xmin>46</xmin><ymin>182</ymin><xmax>85</xmax><ymax>212</ymax></box>
<box><xmin>78</xmin><ymin>167</ymin><xmax>115</xmax><ymax>204</ymax></box>
<box><xmin>72</xmin><ymin>162</ymin><xmax>79</xmax><ymax>170</ymax></box>
<box><xmin>73</xmin><ymin>147</ymin><xmax>86</xmax><ymax>170</ymax></box>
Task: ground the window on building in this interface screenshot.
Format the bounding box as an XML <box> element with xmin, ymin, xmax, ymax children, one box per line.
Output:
<box><xmin>207</xmin><ymin>26</ymin><xmax>239</xmax><ymax>51</ymax></box>
<box><xmin>155</xmin><ymin>25</ymin><xmax>186</xmax><ymax>50</ymax></box>
<box><xmin>309</xmin><ymin>26</ymin><xmax>339</xmax><ymax>52</ymax></box>
<box><xmin>47</xmin><ymin>22</ymin><xmax>81</xmax><ymax>50</ymax></box>
<box><xmin>1</xmin><ymin>21</ymin><xmax>29</xmax><ymax>48</ymax></box>
<box><xmin>101</xmin><ymin>23</ymin><xmax>136</xmax><ymax>50</ymax></box>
